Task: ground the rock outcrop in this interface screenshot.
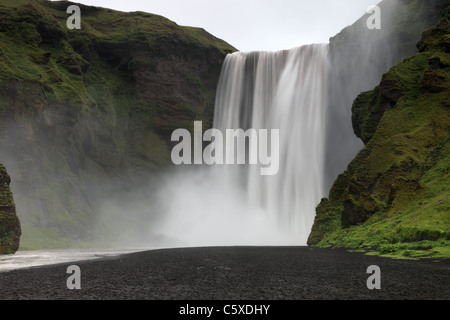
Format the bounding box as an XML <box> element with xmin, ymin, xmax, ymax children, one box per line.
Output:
<box><xmin>324</xmin><ymin>0</ymin><xmax>448</xmax><ymax>192</ymax></box>
<box><xmin>0</xmin><ymin>164</ymin><xmax>21</xmax><ymax>254</ymax></box>
<box><xmin>308</xmin><ymin>3</ymin><xmax>450</xmax><ymax>258</ymax></box>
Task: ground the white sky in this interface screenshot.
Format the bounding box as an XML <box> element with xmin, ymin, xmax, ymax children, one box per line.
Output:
<box><xmin>62</xmin><ymin>0</ymin><xmax>381</xmax><ymax>52</ymax></box>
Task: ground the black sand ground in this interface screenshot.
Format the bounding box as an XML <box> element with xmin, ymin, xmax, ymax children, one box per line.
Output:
<box><xmin>0</xmin><ymin>247</ymin><xmax>448</xmax><ymax>300</ymax></box>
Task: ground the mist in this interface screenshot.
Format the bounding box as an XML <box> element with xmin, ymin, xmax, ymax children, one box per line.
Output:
<box><xmin>98</xmin><ymin>167</ymin><xmax>301</xmax><ymax>248</ymax></box>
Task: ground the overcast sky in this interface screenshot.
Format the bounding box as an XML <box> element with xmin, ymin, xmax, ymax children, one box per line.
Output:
<box><xmin>64</xmin><ymin>0</ymin><xmax>381</xmax><ymax>52</ymax></box>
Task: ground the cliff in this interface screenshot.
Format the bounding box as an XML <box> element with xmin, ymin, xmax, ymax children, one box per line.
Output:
<box><xmin>308</xmin><ymin>2</ymin><xmax>450</xmax><ymax>259</ymax></box>
<box><xmin>0</xmin><ymin>0</ymin><xmax>236</xmax><ymax>249</ymax></box>
<box><xmin>324</xmin><ymin>0</ymin><xmax>448</xmax><ymax>192</ymax></box>
<box><xmin>0</xmin><ymin>164</ymin><xmax>21</xmax><ymax>254</ymax></box>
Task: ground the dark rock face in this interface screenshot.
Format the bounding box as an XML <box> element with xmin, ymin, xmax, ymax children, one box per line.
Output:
<box><xmin>0</xmin><ymin>164</ymin><xmax>21</xmax><ymax>254</ymax></box>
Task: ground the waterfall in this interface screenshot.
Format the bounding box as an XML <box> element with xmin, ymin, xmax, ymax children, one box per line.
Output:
<box><xmin>157</xmin><ymin>44</ymin><xmax>329</xmax><ymax>247</ymax></box>
<box><xmin>212</xmin><ymin>44</ymin><xmax>329</xmax><ymax>245</ymax></box>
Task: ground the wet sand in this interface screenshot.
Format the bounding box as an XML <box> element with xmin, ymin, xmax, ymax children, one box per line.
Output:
<box><xmin>0</xmin><ymin>247</ymin><xmax>448</xmax><ymax>300</ymax></box>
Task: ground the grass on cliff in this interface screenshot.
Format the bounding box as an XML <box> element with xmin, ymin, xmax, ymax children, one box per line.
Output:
<box><xmin>0</xmin><ymin>0</ymin><xmax>236</xmax><ymax>250</ymax></box>
<box><xmin>317</xmin><ymin>91</ymin><xmax>450</xmax><ymax>259</ymax></box>
<box><xmin>312</xmin><ymin>11</ymin><xmax>450</xmax><ymax>260</ymax></box>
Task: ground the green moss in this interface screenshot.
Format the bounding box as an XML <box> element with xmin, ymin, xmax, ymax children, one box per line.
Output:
<box><xmin>308</xmin><ymin>7</ymin><xmax>450</xmax><ymax>260</ymax></box>
<box><xmin>181</xmin><ymin>26</ymin><xmax>236</xmax><ymax>55</ymax></box>
<box><xmin>0</xmin><ymin>0</ymin><xmax>236</xmax><ymax>250</ymax></box>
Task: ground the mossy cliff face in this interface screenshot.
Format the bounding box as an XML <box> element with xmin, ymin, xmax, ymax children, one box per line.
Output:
<box><xmin>0</xmin><ymin>0</ymin><xmax>236</xmax><ymax>249</ymax></box>
<box><xmin>0</xmin><ymin>164</ymin><xmax>21</xmax><ymax>254</ymax></box>
<box><xmin>308</xmin><ymin>4</ymin><xmax>450</xmax><ymax>259</ymax></box>
<box><xmin>324</xmin><ymin>0</ymin><xmax>448</xmax><ymax>192</ymax></box>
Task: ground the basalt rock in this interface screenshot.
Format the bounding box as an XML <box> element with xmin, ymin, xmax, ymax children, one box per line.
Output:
<box><xmin>0</xmin><ymin>164</ymin><xmax>21</xmax><ymax>254</ymax></box>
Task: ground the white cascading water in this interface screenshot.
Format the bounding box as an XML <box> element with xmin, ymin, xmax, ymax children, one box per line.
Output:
<box><xmin>214</xmin><ymin>44</ymin><xmax>329</xmax><ymax>244</ymax></box>
<box><xmin>156</xmin><ymin>44</ymin><xmax>329</xmax><ymax>247</ymax></box>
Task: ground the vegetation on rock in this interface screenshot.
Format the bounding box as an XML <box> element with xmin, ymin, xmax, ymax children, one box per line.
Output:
<box><xmin>0</xmin><ymin>0</ymin><xmax>236</xmax><ymax>250</ymax></box>
<box><xmin>308</xmin><ymin>2</ymin><xmax>450</xmax><ymax>260</ymax></box>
